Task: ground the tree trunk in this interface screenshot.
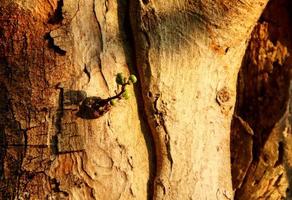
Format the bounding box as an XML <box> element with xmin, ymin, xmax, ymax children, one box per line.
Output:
<box><xmin>0</xmin><ymin>0</ymin><xmax>291</xmax><ymax>199</ymax></box>
<box><xmin>130</xmin><ymin>0</ymin><xmax>268</xmax><ymax>199</ymax></box>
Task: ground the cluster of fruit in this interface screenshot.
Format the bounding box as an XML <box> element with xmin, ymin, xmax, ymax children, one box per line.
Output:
<box><xmin>109</xmin><ymin>73</ymin><xmax>137</xmax><ymax>106</ymax></box>
<box><xmin>77</xmin><ymin>73</ymin><xmax>138</xmax><ymax>119</ymax></box>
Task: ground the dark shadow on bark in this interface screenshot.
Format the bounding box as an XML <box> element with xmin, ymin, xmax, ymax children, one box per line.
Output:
<box><xmin>48</xmin><ymin>0</ymin><xmax>64</xmax><ymax>24</ymax></box>
<box><xmin>44</xmin><ymin>33</ymin><xmax>67</xmax><ymax>56</ymax></box>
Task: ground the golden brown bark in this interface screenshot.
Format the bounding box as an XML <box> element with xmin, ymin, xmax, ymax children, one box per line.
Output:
<box><xmin>1</xmin><ymin>0</ymin><xmax>291</xmax><ymax>199</ymax></box>
<box><xmin>130</xmin><ymin>0</ymin><xmax>268</xmax><ymax>199</ymax></box>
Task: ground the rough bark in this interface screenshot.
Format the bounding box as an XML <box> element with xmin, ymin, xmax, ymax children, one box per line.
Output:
<box><xmin>231</xmin><ymin>0</ymin><xmax>292</xmax><ymax>199</ymax></box>
<box><xmin>2</xmin><ymin>0</ymin><xmax>291</xmax><ymax>200</ymax></box>
<box><xmin>0</xmin><ymin>0</ymin><xmax>152</xmax><ymax>199</ymax></box>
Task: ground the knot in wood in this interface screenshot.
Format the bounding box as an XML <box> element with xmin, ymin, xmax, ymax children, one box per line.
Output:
<box><xmin>216</xmin><ymin>87</ymin><xmax>231</xmax><ymax>105</ymax></box>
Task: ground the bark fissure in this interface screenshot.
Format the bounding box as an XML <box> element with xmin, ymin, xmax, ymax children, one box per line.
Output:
<box><xmin>274</xmin><ymin>142</ymin><xmax>284</xmax><ymax>167</ymax></box>
<box><xmin>93</xmin><ymin>0</ymin><xmax>103</xmax><ymax>52</ymax></box>
<box><xmin>53</xmin><ymin>87</ymin><xmax>64</xmax><ymax>154</ymax></box>
<box><xmin>120</xmin><ymin>0</ymin><xmax>157</xmax><ymax>198</ymax></box>
<box><xmin>50</xmin><ymin>178</ymin><xmax>69</xmax><ymax>197</ymax></box>
<box><xmin>83</xmin><ymin>64</ymin><xmax>91</xmax><ymax>82</ymax></box>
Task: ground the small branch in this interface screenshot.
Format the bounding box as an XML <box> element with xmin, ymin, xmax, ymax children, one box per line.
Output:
<box><xmin>104</xmin><ymin>82</ymin><xmax>130</xmax><ymax>102</ymax></box>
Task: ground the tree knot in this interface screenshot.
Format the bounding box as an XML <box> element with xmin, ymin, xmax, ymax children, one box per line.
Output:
<box><xmin>216</xmin><ymin>87</ymin><xmax>231</xmax><ymax>105</ymax></box>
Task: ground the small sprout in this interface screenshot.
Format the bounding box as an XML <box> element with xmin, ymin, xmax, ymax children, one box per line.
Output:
<box><xmin>129</xmin><ymin>74</ymin><xmax>137</xmax><ymax>84</ymax></box>
<box><xmin>116</xmin><ymin>73</ymin><xmax>124</xmax><ymax>85</ymax></box>
<box><xmin>78</xmin><ymin>72</ymin><xmax>137</xmax><ymax>119</ymax></box>
<box><xmin>110</xmin><ymin>99</ymin><xmax>117</xmax><ymax>106</ymax></box>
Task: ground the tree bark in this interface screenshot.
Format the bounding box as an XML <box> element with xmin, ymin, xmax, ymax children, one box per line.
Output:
<box><xmin>0</xmin><ymin>0</ymin><xmax>291</xmax><ymax>199</ymax></box>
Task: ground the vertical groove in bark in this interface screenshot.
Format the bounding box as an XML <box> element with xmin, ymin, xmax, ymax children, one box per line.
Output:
<box><xmin>129</xmin><ymin>1</ymin><xmax>172</xmax><ymax>198</ymax></box>
<box><xmin>231</xmin><ymin>0</ymin><xmax>292</xmax><ymax>198</ymax></box>
<box><xmin>117</xmin><ymin>0</ymin><xmax>156</xmax><ymax>198</ymax></box>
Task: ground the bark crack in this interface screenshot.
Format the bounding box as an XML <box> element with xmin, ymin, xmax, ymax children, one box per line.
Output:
<box><xmin>124</xmin><ymin>0</ymin><xmax>157</xmax><ymax>199</ymax></box>
<box><xmin>52</xmin><ymin>86</ymin><xmax>64</xmax><ymax>154</ymax></box>
<box><xmin>274</xmin><ymin>142</ymin><xmax>284</xmax><ymax>167</ymax></box>
<box><xmin>234</xmin><ymin>114</ymin><xmax>254</xmax><ymax>136</ymax></box>
<box><xmin>83</xmin><ymin>64</ymin><xmax>91</xmax><ymax>83</ymax></box>
<box><xmin>49</xmin><ymin>177</ymin><xmax>69</xmax><ymax>197</ymax></box>
<box><xmin>102</xmin><ymin>0</ymin><xmax>109</xmax><ymax>26</ymax></box>
<box><xmin>93</xmin><ymin>0</ymin><xmax>104</xmax><ymax>52</ymax></box>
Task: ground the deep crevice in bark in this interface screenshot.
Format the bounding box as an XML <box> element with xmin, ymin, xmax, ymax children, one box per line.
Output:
<box><xmin>274</xmin><ymin>141</ymin><xmax>284</xmax><ymax>167</ymax></box>
<box><xmin>118</xmin><ymin>1</ymin><xmax>156</xmax><ymax>199</ymax></box>
<box><xmin>83</xmin><ymin>64</ymin><xmax>91</xmax><ymax>83</ymax></box>
<box><xmin>50</xmin><ymin>178</ymin><xmax>69</xmax><ymax>197</ymax></box>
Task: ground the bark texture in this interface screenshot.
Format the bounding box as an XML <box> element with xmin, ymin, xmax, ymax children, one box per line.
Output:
<box><xmin>130</xmin><ymin>0</ymin><xmax>268</xmax><ymax>199</ymax></box>
<box><xmin>231</xmin><ymin>0</ymin><xmax>292</xmax><ymax>199</ymax></box>
<box><xmin>2</xmin><ymin>0</ymin><xmax>291</xmax><ymax>199</ymax></box>
<box><xmin>0</xmin><ymin>0</ymin><xmax>152</xmax><ymax>199</ymax></box>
